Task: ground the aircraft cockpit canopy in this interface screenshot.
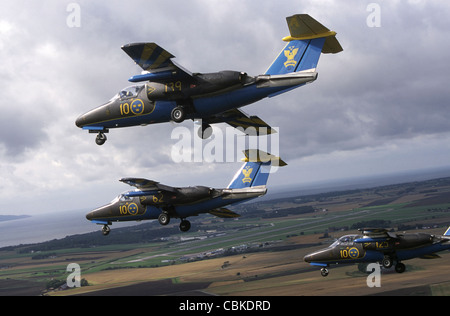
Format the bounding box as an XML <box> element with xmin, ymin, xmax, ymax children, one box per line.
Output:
<box><xmin>330</xmin><ymin>234</ymin><xmax>360</xmax><ymax>247</ymax></box>
<box><xmin>110</xmin><ymin>192</ymin><xmax>133</xmax><ymax>204</ymax></box>
<box><xmin>110</xmin><ymin>85</ymin><xmax>145</xmax><ymax>101</ymax></box>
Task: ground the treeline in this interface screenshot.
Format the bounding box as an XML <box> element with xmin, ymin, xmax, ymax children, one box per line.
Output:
<box><xmin>12</xmin><ymin>223</ymin><xmax>181</xmax><ymax>253</ymax></box>
<box><xmin>243</xmin><ymin>206</ymin><xmax>315</xmax><ymax>219</ymax></box>
<box><xmin>350</xmin><ymin>220</ymin><xmax>391</xmax><ymax>229</ymax></box>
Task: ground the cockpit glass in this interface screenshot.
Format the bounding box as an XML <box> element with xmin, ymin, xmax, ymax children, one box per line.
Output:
<box><xmin>110</xmin><ymin>193</ymin><xmax>132</xmax><ymax>204</ymax></box>
<box><xmin>109</xmin><ymin>85</ymin><xmax>144</xmax><ymax>101</ymax></box>
<box><xmin>338</xmin><ymin>235</ymin><xmax>358</xmax><ymax>244</ymax></box>
<box><xmin>119</xmin><ymin>194</ymin><xmax>132</xmax><ymax>202</ymax></box>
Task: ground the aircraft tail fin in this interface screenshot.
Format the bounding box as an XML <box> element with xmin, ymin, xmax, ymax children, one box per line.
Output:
<box><xmin>265</xmin><ymin>14</ymin><xmax>342</xmax><ymax>75</ymax></box>
<box><xmin>443</xmin><ymin>226</ymin><xmax>450</xmax><ymax>237</ymax></box>
<box><xmin>227</xmin><ymin>150</ymin><xmax>286</xmax><ymax>189</ymax></box>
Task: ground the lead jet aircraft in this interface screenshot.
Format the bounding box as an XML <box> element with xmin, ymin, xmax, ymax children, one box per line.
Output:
<box><xmin>304</xmin><ymin>227</ymin><xmax>450</xmax><ymax>276</ymax></box>
<box><xmin>86</xmin><ymin>150</ymin><xmax>286</xmax><ymax>235</ymax></box>
<box><xmin>76</xmin><ymin>14</ymin><xmax>342</xmax><ymax>145</ymax></box>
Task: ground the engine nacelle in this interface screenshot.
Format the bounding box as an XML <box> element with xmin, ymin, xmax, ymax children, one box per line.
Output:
<box><xmin>139</xmin><ymin>186</ymin><xmax>212</xmax><ymax>206</ymax></box>
<box><xmin>143</xmin><ymin>71</ymin><xmax>249</xmax><ymax>101</ymax></box>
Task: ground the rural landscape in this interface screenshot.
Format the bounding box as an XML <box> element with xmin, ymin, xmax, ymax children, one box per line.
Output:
<box><xmin>1</xmin><ymin>175</ymin><xmax>450</xmax><ymax>296</ymax></box>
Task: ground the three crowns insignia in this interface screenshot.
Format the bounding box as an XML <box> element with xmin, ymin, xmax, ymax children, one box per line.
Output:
<box><xmin>242</xmin><ymin>166</ymin><xmax>253</xmax><ymax>183</ymax></box>
<box><xmin>284</xmin><ymin>46</ymin><xmax>299</xmax><ymax>68</ymax></box>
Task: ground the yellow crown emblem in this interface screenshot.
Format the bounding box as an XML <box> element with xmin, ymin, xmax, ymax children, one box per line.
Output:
<box><xmin>242</xmin><ymin>166</ymin><xmax>253</xmax><ymax>183</ymax></box>
<box><xmin>284</xmin><ymin>46</ymin><xmax>299</xmax><ymax>68</ymax></box>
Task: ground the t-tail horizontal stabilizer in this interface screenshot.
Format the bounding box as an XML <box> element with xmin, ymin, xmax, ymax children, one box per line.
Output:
<box><xmin>227</xmin><ymin>150</ymin><xmax>287</xmax><ymax>189</ymax></box>
<box><xmin>265</xmin><ymin>14</ymin><xmax>342</xmax><ymax>76</ymax></box>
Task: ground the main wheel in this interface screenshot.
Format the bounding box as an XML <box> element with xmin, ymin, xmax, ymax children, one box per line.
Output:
<box><xmin>158</xmin><ymin>212</ymin><xmax>170</xmax><ymax>226</ymax></box>
<box><xmin>320</xmin><ymin>267</ymin><xmax>329</xmax><ymax>277</ymax></box>
<box><xmin>395</xmin><ymin>262</ymin><xmax>406</xmax><ymax>273</ymax></box>
<box><xmin>95</xmin><ymin>132</ymin><xmax>107</xmax><ymax>145</ymax></box>
<box><xmin>171</xmin><ymin>106</ymin><xmax>185</xmax><ymax>123</ymax></box>
<box><xmin>179</xmin><ymin>219</ymin><xmax>191</xmax><ymax>232</ymax></box>
<box><xmin>382</xmin><ymin>255</ymin><xmax>393</xmax><ymax>268</ymax></box>
<box><xmin>197</xmin><ymin>123</ymin><xmax>213</xmax><ymax>139</ymax></box>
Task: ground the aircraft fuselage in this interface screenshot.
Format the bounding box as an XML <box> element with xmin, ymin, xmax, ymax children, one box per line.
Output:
<box><xmin>75</xmin><ymin>70</ymin><xmax>317</xmax><ymax>132</ymax></box>
<box><xmin>86</xmin><ymin>185</ymin><xmax>266</xmax><ymax>225</ymax></box>
<box><xmin>304</xmin><ymin>232</ymin><xmax>450</xmax><ymax>276</ymax></box>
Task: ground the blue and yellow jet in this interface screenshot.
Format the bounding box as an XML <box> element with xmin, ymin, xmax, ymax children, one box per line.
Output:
<box><xmin>86</xmin><ymin>150</ymin><xmax>286</xmax><ymax>235</ymax></box>
<box><xmin>76</xmin><ymin>14</ymin><xmax>342</xmax><ymax>145</ymax></box>
<box><xmin>304</xmin><ymin>227</ymin><xmax>450</xmax><ymax>276</ymax></box>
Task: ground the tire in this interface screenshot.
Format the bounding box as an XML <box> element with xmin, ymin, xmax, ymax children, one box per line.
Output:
<box><xmin>102</xmin><ymin>225</ymin><xmax>110</xmax><ymax>236</ymax></box>
<box><xmin>395</xmin><ymin>263</ymin><xmax>406</xmax><ymax>273</ymax></box>
<box><xmin>382</xmin><ymin>256</ymin><xmax>393</xmax><ymax>268</ymax></box>
<box><xmin>179</xmin><ymin>220</ymin><xmax>191</xmax><ymax>232</ymax></box>
<box><xmin>171</xmin><ymin>106</ymin><xmax>185</xmax><ymax>123</ymax></box>
<box><xmin>158</xmin><ymin>212</ymin><xmax>170</xmax><ymax>226</ymax></box>
<box><xmin>197</xmin><ymin>124</ymin><xmax>212</xmax><ymax>139</ymax></box>
<box><xmin>95</xmin><ymin>133</ymin><xmax>107</xmax><ymax>145</ymax></box>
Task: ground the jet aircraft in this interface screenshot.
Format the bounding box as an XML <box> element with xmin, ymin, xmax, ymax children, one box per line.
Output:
<box><xmin>86</xmin><ymin>150</ymin><xmax>286</xmax><ymax>235</ymax></box>
<box><xmin>304</xmin><ymin>227</ymin><xmax>450</xmax><ymax>276</ymax></box>
<box><xmin>75</xmin><ymin>14</ymin><xmax>342</xmax><ymax>145</ymax></box>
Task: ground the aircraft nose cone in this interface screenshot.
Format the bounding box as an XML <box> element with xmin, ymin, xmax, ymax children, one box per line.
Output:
<box><xmin>75</xmin><ymin>115</ymin><xmax>84</xmax><ymax>128</ymax></box>
<box><xmin>86</xmin><ymin>211</ymin><xmax>94</xmax><ymax>221</ymax></box>
<box><xmin>303</xmin><ymin>254</ymin><xmax>312</xmax><ymax>263</ymax></box>
<box><xmin>86</xmin><ymin>204</ymin><xmax>113</xmax><ymax>221</ymax></box>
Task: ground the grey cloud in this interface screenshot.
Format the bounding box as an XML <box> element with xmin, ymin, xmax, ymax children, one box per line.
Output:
<box><xmin>1</xmin><ymin>0</ymin><xmax>450</xmax><ymax>214</ymax></box>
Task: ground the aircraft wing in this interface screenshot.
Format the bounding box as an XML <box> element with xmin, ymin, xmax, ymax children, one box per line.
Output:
<box><xmin>203</xmin><ymin>108</ymin><xmax>276</xmax><ymax>136</ymax></box>
<box><xmin>121</xmin><ymin>42</ymin><xmax>193</xmax><ymax>82</ymax></box>
<box><xmin>120</xmin><ymin>177</ymin><xmax>178</xmax><ymax>194</ymax></box>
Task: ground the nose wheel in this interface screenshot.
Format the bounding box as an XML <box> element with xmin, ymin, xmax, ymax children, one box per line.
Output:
<box><xmin>102</xmin><ymin>225</ymin><xmax>110</xmax><ymax>236</ymax></box>
<box><xmin>95</xmin><ymin>132</ymin><xmax>107</xmax><ymax>145</ymax></box>
<box><xmin>320</xmin><ymin>267</ymin><xmax>329</xmax><ymax>277</ymax></box>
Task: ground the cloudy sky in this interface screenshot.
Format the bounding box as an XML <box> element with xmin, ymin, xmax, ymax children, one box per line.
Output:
<box><xmin>1</xmin><ymin>0</ymin><xmax>450</xmax><ymax>215</ymax></box>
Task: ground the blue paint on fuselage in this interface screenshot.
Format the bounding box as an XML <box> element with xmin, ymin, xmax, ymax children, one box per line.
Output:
<box><xmin>80</xmin><ymin>83</ymin><xmax>303</xmax><ymax>130</ymax></box>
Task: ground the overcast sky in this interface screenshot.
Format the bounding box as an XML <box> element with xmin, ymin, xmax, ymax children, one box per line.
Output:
<box><xmin>1</xmin><ymin>0</ymin><xmax>450</xmax><ymax>215</ymax></box>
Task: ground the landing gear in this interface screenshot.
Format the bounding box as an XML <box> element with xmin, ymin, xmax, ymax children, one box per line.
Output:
<box><xmin>197</xmin><ymin>123</ymin><xmax>213</xmax><ymax>139</ymax></box>
<box><xmin>102</xmin><ymin>225</ymin><xmax>110</xmax><ymax>236</ymax></box>
<box><xmin>158</xmin><ymin>212</ymin><xmax>170</xmax><ymax>226</ymax></box>
<box><xmin>395</xmin><ymin>262</ymin><xmax>406</xmax><ymax>273</ymax></box>
<box><xmin>95</xmin><ymin>132</ymin><xmax>107</xmax><ymax>145</ymax></box>
<box><xmin>320</xmin><ymin>267</ymin><xmax>329</xmax><ymax>277</ymax></box>
<box><xmin>157</xmin><ymin>211</ymin><xmax>191</xmax><ymax>232</ymax></box>
<box><xmin>382</xmin><ymin>255</ymin><xmax>393</xmax><ymax>269</ymax></box>
<box><xmin>171</xmin><ymin>106</ymin><xmax>186</xmax><ymax>123</ymax></box>
<box><xmin>381</xmin><ymin>255</ymin><xmax>406</xmax><ymax>273</ymax></box>
<box><xmin>179</xmin><ymin>219</ymin><xmax>191</xmax><ymax>232</ymax></box>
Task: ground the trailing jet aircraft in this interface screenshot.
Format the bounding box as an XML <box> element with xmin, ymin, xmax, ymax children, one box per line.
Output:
<box><xmin>75</xmin><ymin>14</ymin><xmax>342</xmax><ymax>145</ymax></box>
<box><xmin>86</xmin><ymin>150</ymin><xmax>286</xmax><ymax>235</ymax></box>
<box><xmin>304</xmin><ymin>227</ymin><xmax>450</xmax><ymax>276</ymax></box>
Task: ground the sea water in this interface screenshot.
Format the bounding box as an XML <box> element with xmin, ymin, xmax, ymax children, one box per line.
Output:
<box><xmin>0</xmin><ymin>209</ymin><xmax>98</xmax><ymax>248</ymax></box>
